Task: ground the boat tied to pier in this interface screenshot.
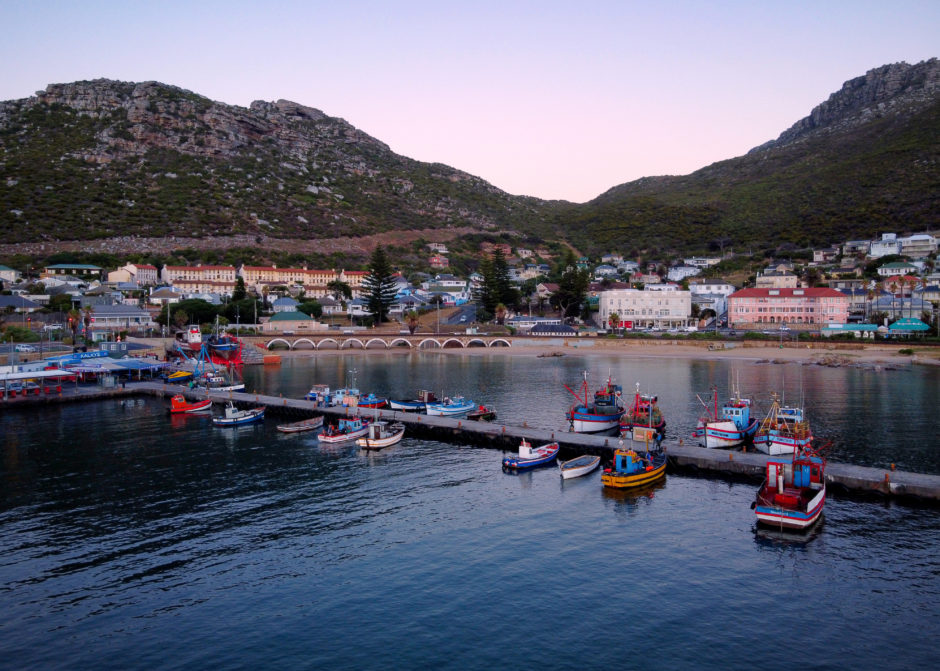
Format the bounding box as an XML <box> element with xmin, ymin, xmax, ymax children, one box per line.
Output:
<box><xmin>565</xmin><ymin>371</ymin><xmax>624</xmax><ymax>433</ymax></box>
<box><xmin>753</xmin><ymin>393</ymin><xmax>814</xmax><ymax>456</ymax></box>
<box><xmin>502</xmin><ymin>439</ymin><xmax>560</xmax><ymax>471</ymax></box>
<box><xmin>751</xmin><ymin>443</ymin><xmax>827</xmax><ymax>531</ymax></box>
<box><xmin>356</xmin><ymin>421</ymin><xmax>406</xmax><ymax>449</ymax></box>
<box><xmin>318</xmin><ymin>417</ymin><xmax>370</xmax><ymax>443</ymax></box>
<box><xmin>620</xmin><ymin>382</ymin><xmax>666</xmax><ymax>436</ymax></box>
<box><xmin>693</xmin><ymin>386</ymin><xmax>759</xmax><ymax>449</ymax></box>
<box><xmin>276</xmin><ymin>415</ymin><xmax>325</xmax><ymax>433</ymax></box>
<box><xmin>601</xmin><ymin>448</ymin><xmax>667</xmax><ymax>489</ymax></box>
<box><xmin>388</xmin><ymin>389</ymin><xmax>437</xmax><ymax>412</ymax></box>
<box><xmin>212</xmin><ymin>402</ymin><xmax>265</xmax><ymax>426</ymax></box>
<box><xmin>426</xmin><ymin>395</ymin><xmax>476</xmax><ymax>416</ymax></box>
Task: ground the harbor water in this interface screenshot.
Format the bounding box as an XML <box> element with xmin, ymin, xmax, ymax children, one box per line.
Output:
<box><xmin>1</xmin><ymin>353</ymin><xmax>938</xmax><ymax>670</ymax></box>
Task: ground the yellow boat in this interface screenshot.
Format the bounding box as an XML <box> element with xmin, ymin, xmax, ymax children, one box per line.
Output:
<box><xmin>601</xmin><ymin>448</ymin><xmax>667</xmax><ymax>489</ymax></box>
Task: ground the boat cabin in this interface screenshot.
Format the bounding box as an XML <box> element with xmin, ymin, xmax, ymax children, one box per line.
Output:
<box><xmin>765</xmin><ymin>455</ymin><xmax>825</xmax><ymax>502</ymax></box>
<box><xmin>610</xmin><ymin>449</ymin><xmax>654</xmax><ymax>475</ymax></box>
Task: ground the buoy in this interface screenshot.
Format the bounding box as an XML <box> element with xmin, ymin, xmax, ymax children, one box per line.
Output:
<box><xmin>729</xmin><ymin>453</ymin><xmax>734</xmax><ymax>461</ymax></box>
<box><xmin>891</xmin><ymin>463</ymin><xmax>896</xmax><ymax>471</ymax></box>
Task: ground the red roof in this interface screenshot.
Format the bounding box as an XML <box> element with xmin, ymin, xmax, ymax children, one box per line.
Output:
<box><xmin>730</xmin><ymin>288</ymin><xmax>846</xmax><ymax>298</ymax></box>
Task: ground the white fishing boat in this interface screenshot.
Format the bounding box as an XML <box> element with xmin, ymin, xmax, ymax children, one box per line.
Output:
<box><xmin>558</xmin><ymin>454</ymin><xmax>601</xmax><ymax>479</ymax></box>
<box><xmin>355</xmin><ymin>421</ymin><xmax>405</xmax><ymax>449</ymax></box>
<box><xmin>426</xmin><ymin>395</ymin><xmax>475</xmax><ymax>416</ymax></box>
<box><xmin>212</xmin><ymin>402</ymin><xmax>265</xmax><ymax>426</ymax></box>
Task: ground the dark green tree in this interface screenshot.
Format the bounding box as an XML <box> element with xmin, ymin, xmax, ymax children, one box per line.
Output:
<box><xmin>550</xmin><ymin>251</ymin><xmax>590</xmax><ymax>321</ymax></box>
<box><xmin>491</xmin><ymin>249</ymin><xmax>517</xmax><ymax>307</ymax></box>
<box><xmin>297</xmin><ymin>300</ymin><xmax>323</xmax><ymax>319</ymax></box>
<box><xmin>232</xmin><ymin>276</ymin><xmax>247</xmax><ymax>301</ymax></box>
<box><xmin>361</xmin><ymin>246</ymin><xmax>398</xmax><ymax>324</ymax></box>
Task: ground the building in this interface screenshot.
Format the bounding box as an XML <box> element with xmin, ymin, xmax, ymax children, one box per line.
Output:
<box><xmin>272</xmin><ymin>297</ymin><xmax>300</xmax><ymax>313</ymax></box>
<box><xmin>261</xmin><ymin>311</ymin><xmax>328</xmax><ymax>335</ymax></box>
<box><xmin>42</xmin><ymin>263</ymin><xmax>103</xmax><ymax>279</ymax></box>
<box><xmin>162</xmin><ymin>265</ymin><xmax>237</xmax><ymax>296</ymax></box>
<box><xmin>728</xmin><ymin>288</ymin><xmax>849</xmax><ymax>327</ymax></box>
<box><xmin>427</xmin><ymin>243</ymin><xmax>449</xmax><ymax>254</ymax></box>
<box><xmin>667</xmin><ymin>266</ymin><xmax>702</xmax><ymax>282</ymax></box>
<box><xmin>690</xmin><ymin>280</ymin><xmax>737</xmax><ymax>297</ymax></box>
<box><xmin>812</xmin><ymin>247</ymin><xmax>840</xmax><ymax>264</ymax></box>
<box><xmin>877</xmin><ymin>261</ymin><xmax>919</xmax><ymax>278</ymax></box>
<box><xmin>505</xmin><ymin>316</ymin><xmax>563</xmax><ymax>332</ymax></box>
<box><xmin>598</xmin><ymin>289</ymin><xmax>692</xmax><ymax>330</ymax></box>
<box><xmin>755</xmin><ymin>269</ymin><xmax>799</xmax><ymax>289</ymax></box>
<box><xmin>683</xmin><ymin>256</ymin><xmax>722</xmax><ymax>268</ymax></box>
<box><xmin>238</xmin><ymin>266</ymin><xmax>365</xmax><ymax>298</ymax></box>
<box><xmin>84</xmin><ymin>305</ymin><xmax>155</xmax><ymax>331</ymax></box>
<box><xmin>529</xmin><ymin>323</ymin><xmax>577</xmax><ymax>336</ymax></box>
<box><xmin>869</xmin><ymin>233</ymin><xmax>901</xmax><ymax>258</ymax></box>
<box><xmin>108</xmin><ymin>263</ymin><xmax>159</xmax><ymax>285</ymax></box>
<box><xmin>429</xmin><ymin>255</ymin><xmax>450</xmax><ymax>269</ymax></box>
<box><xmin>0</xmin><ymin>264</ymin><xmax>22</xmax><ymax>284</ymax></box>
<box><xmin>897</xmin><ymin>234</ymin><xmax>937</xmax><ymax>259</ymax></box>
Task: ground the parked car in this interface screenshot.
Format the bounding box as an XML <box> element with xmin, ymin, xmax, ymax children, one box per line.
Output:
<box><xmin>14</xmin><ymin>344</ymin><xmax>37</xmax><ymax>352</ymax></box>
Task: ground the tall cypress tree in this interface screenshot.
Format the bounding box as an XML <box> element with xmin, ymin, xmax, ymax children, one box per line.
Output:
<box><xmin>362</xmin><ymin>246</ymin><xmax>398</xmax><ymax>323</ymax></box>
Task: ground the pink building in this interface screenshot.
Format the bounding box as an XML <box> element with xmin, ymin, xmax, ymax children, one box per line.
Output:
<box><xmin>728</xmin><ymin>288</ymin><xmax>849</xmax><ymax>327</ymax></box>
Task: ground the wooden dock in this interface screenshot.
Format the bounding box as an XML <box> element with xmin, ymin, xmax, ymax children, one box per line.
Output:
<box><xmin>6</xmin><ymin>380</ymin><xmax>940</xmax><ymax>504</ymax></box>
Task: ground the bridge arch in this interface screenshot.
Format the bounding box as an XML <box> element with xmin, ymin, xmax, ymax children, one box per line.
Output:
<box><xmin>292</xmin><ymin>338</ymin><xmax>317</xmax><ymax>350</ymax></box>
<box><xmin>388</xmin><ymin>338</ymin><xmax>413</xmax><ymax>348</ymax></box>
<box><xmin>316</xmin><ymin>338</ymin><xmax>339</xmax><ymax>350</ymax></box>
<box><xmin>441</xmin><ymin>338</ymin><xmax>466</xmax><ymax>349</ymax></box>
<box><xmin>466</xmin><ymin>339</ymin><xmax>487</xmax><ymax>348</ymax></box>
<box><xmin>488</xmin><ymin>338</ymin><xmax>511</xmax><ymax>348</ymax></box>
<box><xmin>340</xmin><ymin>338</ymin><xmax>365</xmax><ymax>349</ymax></box>
<box><xmin>364</xmin><ymin>338</ymin><xmax>389</xmax><ymax>349</ymax></box>
<box><xmin>417</xmin><ymin>338</ymin><xmax>443</xmax><ymax>350</ymax></box>
<box><xmin>266</xmin><ymin>338</ymin><xmax>291</xmax><ymax>350</ymax></box>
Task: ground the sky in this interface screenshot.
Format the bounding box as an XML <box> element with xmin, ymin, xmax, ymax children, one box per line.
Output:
<box><xmin>1</xmin><ymin>1</ymin><xmax>937</xmax><ymax>203</ymax></box>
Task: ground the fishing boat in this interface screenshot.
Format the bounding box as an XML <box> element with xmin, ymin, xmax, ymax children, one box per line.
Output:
<box><xmin>356</xmin><ymin>421</ymin><xmax>405</xmax><ymax>449</ymax></box>
<box><xmin>357</xmin><ymin>393</ymin><xmax>388</xmax><ymax>409</ymax></box>
<box><xmin>466</xmin><ymin>404</ymin><xmax>497</xmax><ymax>421</ymax></box>
<box><xmin>426</xmin><ymin>395</ymin><xmax>476</xmax><ymax>416</ymax></box>
<box><xmin>751</xmin><ymin>444</ymin><xmax>826</xmax><ymax>530</ymax></box>
<box><xmin>601</xmin><ymin>448</ymin><xmax>667</xmax><ymax>489</ymax></box>
<box><xmin>558</xmin><ymin>454</ymin><xmax>601</xmax><ymax>479</ymax></box>
<box><xmin>388</xmin><ymin>390</ymin><xmax>437</xmax><ymax>412</ymax></box>
<box><xmin>305</xmin><ymin>384</ymin><xmax>332</xmax><ymax>406</ymax></box>
<box><xmin>692</xmin><ymin>386</ymin><xmax>759</xmax><ymax>449</ymax></box>
<box><xmin>565</xmin><ymin>371</ymin><xmax>624</xmax><ymax>433</ymax></box>
<box><xmin>175</xmin><ymin>325</ymin><xmax>203</xmax><ymax>354</ymax></box>
<box><xmin>169</xmin><ymin>394</ymin><xmax>212</xmax><ymax>414</ymax></box>
<box><xmin>165</xmin><ymin>369</ymin><xmax>194</xmax><ymax>384</ymax></box>
<box><xmin>318</xmin><ymin>417</ymin><xmax>369</xmax><ymax>443</ymax></box>
<box><xmin>620</xmin><ymin>383</ymin><xmax>666</xmax><ymax>435</ymax></box>
<box><xmin>276</xmin><ymin>415</ymin><xmax>325</xmax><ymax>433</ymax></box>
<box><xmin>212</xmin><ymin>402</ymin><xmax>265</xmax><ymax>426</ymax></box>
<box><xmin>753</xmin><ymin>393</ymin><xmax>814</xmax><ymax>456</ymax></box>
<box><xmin>196</xmin><ymin>372</ymin><xmax>245</xmax><ymax>392</ymax></box>
<box><xmin>501</xmin><ymin>439</ymin><xmax>560</xmax><ymax>471</ymax></box>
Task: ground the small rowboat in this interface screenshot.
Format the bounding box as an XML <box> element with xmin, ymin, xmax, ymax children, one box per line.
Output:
<box><xmin>356</xmin><ymin>421</ymin><xmax>405</xmax><ymax>449</ymax></box>
<box><xmin>502</xmin><ymin>439</ymin><xmax>560</xmax><ymax>471</ymax></box>
<box><xmin>276</xmin><ymin>416</ymin><xmax>324</xmax><ymax>433</ymax></box>
<box><xmin>169</xmin><ymin>394</ymin><xmax>212</xmax><ymax>414</ymax></box>
<box><xmin>558</xmin><ymin>454</ymin><xmax>601</xmax><ymax>479</ymax></box>
<box><xmin>212</xmin><ymin>402</ymin><xmax>265</xmax><ymax>426</ymax></box>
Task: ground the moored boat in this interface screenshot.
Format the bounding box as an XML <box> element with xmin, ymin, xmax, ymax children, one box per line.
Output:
<box><xmin>318</xmin><ymin>417</ymin><xmax>369</xmax><ymax>443</ymax></box>
<box><xmin>426</xmin><ymin>395</ymin><xmax>476</xmax><ymax>416</ymax></box>
<box><xmin>752</xmin><ymin>444</ymin><xmax>826</xmax><ymax>530</ymax></box>
<box><xmin>565</xmin><ymin>371</ymin><xmax>624</xmax><ymax>433</ymax></box>
<box><xmin>502</xmin><ymin>439</ymin><xmax>560</xmax><ymax>470</ymax></box>
<box><xmin>466</xmin><ymin>404</ymin><xmax>497</xmax><ymax>421</ymax></box>
<box><xmin>558</xmin><ymin>454</ymin><xmax>601</xmax><ymax>479</ymax></box>
<box><xmin>169</xmin><ymin>394</ymin><xmax>212</xmax><ymax>414</ymax></box>
<box><xmin>389</xmin><ymin>390</ymin><xmax>436</xmax><ymax>412</ymax></box>
<box><xmin>212</xmin><ymin>402</ymin><xmax>265</xmax><ymax>426</ymax></box>
<box><xmin>692</xmin><ymin>386</ymin><xmax>759</xmax><ymax>449</ymax></box>
<box><xmin>196</xmin><ymin>372</ymin><xmax>246</xmax><ymax>392</ymax></box>
<box><xmin>276</xmin><ymin>415</ymin><xmax>325</xmax><ymax>433</ymax></box>
<box><xmin>356</xmin><ymin>421</ymin><xmax>405</xmax><ymax>449</ymax></box>
<box><xmin>601</xmin><ymin>448</ymin><xmax>667</xmax><ymax>489</ymax></box>
<box><xmin>753</xmin><ymin>393</ymin><xmax>814</xmax><ymax>456</ymax></box>
<box><xmin>620</xmin><ymin>383</ymin><xmax>666</xmax><ymax>436</ymax></box>
<box><xmin>357</xmin><ymin>393</ymin><xmax>388</xmax><ymax>409</ymax></box>
<box><xmin>165</xmin><ymin>370</ymin><xmax>194</xmax><ymax>384</ymax></box>
<box><xmin>305</xmin><ymin>384</ymin><xmax>332</xmax><ymax>405</ymax></box>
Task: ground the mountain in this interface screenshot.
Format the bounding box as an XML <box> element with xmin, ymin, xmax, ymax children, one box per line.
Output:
<box><xmin>0</xmin><ymin>79</ymin><xmax>556</xmax><ymax>250</ymax></box>
<box><xmin>1</xmin><ymin>59</ymin><xmax>938</xmax><ymax>264</ymax></box>
<box><xmin>564</xmin><ymin>59</ymin><xmax>940</xmax><ymax>257</ymax></box>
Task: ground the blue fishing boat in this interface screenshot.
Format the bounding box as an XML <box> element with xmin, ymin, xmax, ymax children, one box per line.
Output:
<box><xmin>357</xmin><ymin>393</ymin><xmax>388</xmax><ymax>409</ymax></box>
<box><xmin>693</xmin><ymin>386</ymin><xmax>759</xmax><ymax>449</ymax></box>
<box><xmin>502</xmin><ymin>439</ymin><xmax>560</xmax><ymax>471</ymax></box>
<box><xmin>389</xmin><ymin>390</ymin><xmax>437</xmax><ymax>412</ymax></box>
<box><xmin>318</xmin><ymin>417</ymin><xmax>369</xmax><ymax>444</ymax></box>
<box><xmin>754</xmin><ymin>393</ymin><xmax>814</xmax><ymax>456</ymax></box>
<box><xmin>426</xmin><ymin>395</ymin><xmax>475</xmax><ymax>416</ymax></box>
<box><xmin>212</xmin><ymin>401</ymin><xmax>265</xmax><ymax>426</ymax></box>
<box><xmin>565</xmin><ymin>371</ymin><xmax>624</xmax><ymax>433</ymax></box>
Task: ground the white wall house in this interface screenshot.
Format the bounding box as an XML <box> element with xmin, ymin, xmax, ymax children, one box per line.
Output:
<box><xmin>598</xmin><ymin>289</ymin><xmax>692</xmax><ymax>330</ymax></box>
<box><xmin>869</xmin><ymin>233</ymin><xmax>901</xmax><ymax>258</ymax></box>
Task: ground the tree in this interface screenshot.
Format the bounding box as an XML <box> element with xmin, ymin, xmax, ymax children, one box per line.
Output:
<box><xmin>495</xmin><ymin>303</ymin><xmax>507</xmax><ymax>325</ymax></box>
<box><xmin>173</xmin><ymin>309</ymin><xmax>189</xmax><ymax>330</ymax></box>
<box><xmin>405</xmin><ymin>310</ymin><xmax>420</xmax><ymax>335</ymax></box>
<box><xmin>82</xmin><ymin>305</ymin><xmax>94</xmax><ymax>338</ymax></box>
<box><xmin>67</xmin><ymin>308</ymin><xmax>81</xmax><ymax>341</ymax></box>
<box><xmin>232</xmin><ymin>276</ymin><xmax>247</xmax><ymax>301</ymax></box>
<box><xmin>551</xmin><ymin>251</ymin><xmax>590</xmax><ymax>321</ymax></box>
<box><xmin>608</xmin><ymin>311</ymin><xmax>620</xmax><ymax>332</ymax></box>
<box><xmin>361</xmin><ymin>246</ymin><xmax>398</xmax><ymax>324</ymax></box>
<box><xmin>327</xmin><ymin>280</ymin><xmax>353</xmax><ymax>300</ymax></box>
<box><xmin>297</xmin><ymin>300</ymin><xmax>323</xmax><ymax>319</ymax></box>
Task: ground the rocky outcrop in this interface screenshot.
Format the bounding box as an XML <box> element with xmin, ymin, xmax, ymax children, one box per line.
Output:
<box><xmin>752</xmin><ymin>58</ymin><xmax>939</xmax><ymax>151</ymax></box>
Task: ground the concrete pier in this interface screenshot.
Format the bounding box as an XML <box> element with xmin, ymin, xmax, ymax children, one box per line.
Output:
<box><xmin>5</xmin><ymin>380</ymin><xmax>940</xmax><ymax>504</ymax></box>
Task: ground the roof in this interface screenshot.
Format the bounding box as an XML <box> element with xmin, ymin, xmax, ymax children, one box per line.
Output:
<box><xmin>730</xmin><ymin>288</ymin><xmax>847</xmax><ymax>298</ymax></box>
<box><xmin>268</xmin><ymin>311</ymin><xmax>314</xmax><ymax>321</ymax></box>
<box><xmin>879</xmin><ymin>261</ymin><xmax>917</xmax><ymax>268</ymax></box>
<box><xmin>0</xmin><ymin>295</ymin><xmax>42</xmax><ymax>309</ymax></box>
<box><xmin>45</xmin><ymin>263</ymin><xmax>102</xmax><ymax>270</ymax></box>
<box><xmin>530</xmin><ymin>323</ymin><xmax>577</xmax><ymax>334</ymax></box>
<box><xmin>889</xmin><ymin>318</ymin><xmax>930</xmax><ymax>331</ymax></box>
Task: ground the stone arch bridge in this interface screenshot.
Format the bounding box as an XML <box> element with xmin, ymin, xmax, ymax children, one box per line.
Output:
<box><xmin>242</xmin><ymin>334</ymin><xmax>514</xmax><ymax>351</ymax></box>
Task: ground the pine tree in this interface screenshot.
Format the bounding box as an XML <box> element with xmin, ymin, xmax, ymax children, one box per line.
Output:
<box><xmin>362</xmin><ymin>246</ymin><xmax>398</xmax><ymax>324</ymax></box>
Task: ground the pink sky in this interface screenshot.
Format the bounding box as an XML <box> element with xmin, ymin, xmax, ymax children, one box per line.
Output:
<box><xmin>1</xmin><ymin>1</ymin><xmax>937</xmax><ymax>202</ymax></box>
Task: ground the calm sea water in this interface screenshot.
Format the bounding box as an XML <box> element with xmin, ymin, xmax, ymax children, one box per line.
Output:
<box><xmin>1</xmin><ymin>353</ymin><xmax>938</xmax><ymax>670</ymax></box>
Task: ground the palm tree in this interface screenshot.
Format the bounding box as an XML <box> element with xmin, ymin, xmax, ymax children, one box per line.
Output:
<box><xmin>495</xmin><ymin>303</ymin><xmax>507</xmax><ymax>326</ymax></box>
<box><xmin>82</xmin><ymin>305</ymin><xmax>94</xmax><ymax>339</ymax></box>
<box><xmin>608</xmin><ymin>311</ymin><xmax>620</xmax><ymax>334</ymax></box>
<box><xmin>67</xmin><ymin>308</ymin><xmax>81</xmax><ymax>342</ymax></box>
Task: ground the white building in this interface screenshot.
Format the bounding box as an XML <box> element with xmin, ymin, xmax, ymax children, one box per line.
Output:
<box><xmin>598</xmin><ymin>289</ymin><xmax>692</xmax><ymax>330</ymax></box>
<box><xmin>898</xmin><ymin>234</ymin><xmax>937</xmax><ymax>259</ymax></box>
<box><xmin>869</xmin><ymin>233</ymin><xmax>901</xmax><ymax>258</ymax></box>
<box><xmin>683</xmin><ymin>256</ymin><xmax>722</xmax><ymax>268</ymax></box>
<box><xmin>108</xmin><ymin>263</ymin><xmax>159</xmax><ymax>286</ymax></box>
<box><xmin>690</xmin><ymin>280</ymin><xmax>737</xmax><ymax>297</ymax></box>
<box><xmin>667</xmin><ymin>266</ymin><xmax>702</xmax><ymax>282</ymax></box>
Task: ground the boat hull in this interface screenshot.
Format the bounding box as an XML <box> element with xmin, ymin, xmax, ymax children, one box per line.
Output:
<box><xmin>212</xmin><ymin>408</ymin><xmax>264</xmax><ymax>426</ymax></box>
<box><xmin>754</xmin><ymin>487</ymin><xmax>825</xmax><ymax>530</ymax></box>
<box><xmin>388</xmin><ymin>399</ymin><xmax>426</xmax><ymax>412</ymax></box>
<box><xmin>559</xmin><ymin>455</ymin><xmax>601</xmax><ymax>479</ymax></box>
<box><xmin>170</xmin><ymin>395</ymin><xmax>212</xmax><ymax>414</ymax></box>
<box><xmin>318</xmin><ymin>423</ymin><xmax>369</xmax><ymax>443</ymax></box>
<box><xmin>568</xmin><ymin>409</ymin><xmax>624</xmax><ymax>433</ymax></box>
<box><xmin>276</xmin><ymin>416</ymin><xmax>324</xmax><ymax>433</ymax></box>
<box><xmin>426</xmin><ymin>402</ymin><xmax>475</xmax><ymax>416</ymax></box>
<box><xmin>753</xmin><ymin>433</ymin><xmax>814</xmax><ymax>456</ymax></box>
<box><xmin>356</xmin><ymin>426</ymin><xmax>405</xmax><ymax>449</ymax></box>
<box><xmin>502</xmin><ymin>443</ymin><xmax>560</xmax><ymax>470</ymax></box>
<box><xmin>695</xmin><ymin>418</ymin><xmax>758</xmax><ymax>449</ymax></box>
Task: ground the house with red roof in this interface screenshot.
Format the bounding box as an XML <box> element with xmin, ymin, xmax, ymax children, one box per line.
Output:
<box><xmin>728</xmin><ymin>287</ymin><xmax>849</xmax><ymax>328</ymax></box>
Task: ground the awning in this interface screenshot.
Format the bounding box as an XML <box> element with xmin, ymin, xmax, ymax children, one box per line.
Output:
<box><xmin>889</xmin><ymin>318</ymin><xmax>930</xmax><ymax>332</ymax></box>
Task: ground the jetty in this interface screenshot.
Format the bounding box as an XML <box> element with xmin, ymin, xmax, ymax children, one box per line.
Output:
<box><xmin>5</xmin><ymin>380</ymin><xmax>940</xmax><ymax>504</ymax></box>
